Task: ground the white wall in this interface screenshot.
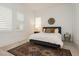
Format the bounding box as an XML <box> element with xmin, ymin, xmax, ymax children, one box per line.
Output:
<box><xmin>33</xmin><ymin>4</ymin><xmax>73</xmax><ymax>40</ymax></box>
<box><xmin>72</xmin><ymin>4</ymin><xmax>79</xmax><ymax>46</ymax></box>
<box><xmin>0</xmin><ymin>4</ymin><xmax>34</xmax><ymax>47</ymax></box>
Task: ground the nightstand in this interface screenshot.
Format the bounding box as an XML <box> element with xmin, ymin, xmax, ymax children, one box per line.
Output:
<box><xmin>64</xmin><ymin>33</ymin><xmax>71</xmax><ymax>41</ymax></box>
<box><xmin>34</xmin><ymin>31</ymin><xmax>40</xmax><ymax>33</ymax></box>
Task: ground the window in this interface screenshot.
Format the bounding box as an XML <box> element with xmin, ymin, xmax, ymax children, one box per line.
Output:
<box><xmin>0</xmin><ymin>6</ymin><xmax>12</xmax><ymax>30</ymax></box>
<box><xmin>16</xmin><ymin>12</ymin><xmax>24</xmax><ymax>31</ymax></box>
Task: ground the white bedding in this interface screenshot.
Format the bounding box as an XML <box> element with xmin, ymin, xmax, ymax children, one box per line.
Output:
<box><xmin>29</xmin><ymin>32</ymin><xmax>63</xmax><ymax>48</ymax></box>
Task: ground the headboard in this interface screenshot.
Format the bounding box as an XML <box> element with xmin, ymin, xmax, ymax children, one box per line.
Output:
<box><xmin>42</xmin><ymin>27</ymin><xmax>61</xmax><ymax>34</ymax></box>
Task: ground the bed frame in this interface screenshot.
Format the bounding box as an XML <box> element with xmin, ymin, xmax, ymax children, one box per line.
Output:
<box><xmin>30</xmin><ymin>39</ymin><xmax>60</xmax><ymax>48</ymax></box>
<box><xmin>30</xmin><ymin>27</ymin><xmax>62</xmax><ymax>48</ymax></box>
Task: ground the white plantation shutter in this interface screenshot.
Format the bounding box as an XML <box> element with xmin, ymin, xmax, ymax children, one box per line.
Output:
<box><xmin>0</xmin><ymin>6</ymin><xmax>12</xmax><ymax>30</ymax></box>
<box><xmin>16</xmin><ymin>12</ymin><xmax>24</xmax><ymax>30</ymax></box>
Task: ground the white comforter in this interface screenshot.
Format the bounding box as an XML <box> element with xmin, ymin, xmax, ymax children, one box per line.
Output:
<box><xmin>29</xmin><ymin>32</ymin><xmax>63</xmax><ymax>48</ymax></box>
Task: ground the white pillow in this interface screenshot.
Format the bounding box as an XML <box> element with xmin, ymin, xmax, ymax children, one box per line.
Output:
<box><xmin>55</xmin><ymin>28</ymin><xmax>59</xmax><ymax>33</ymax></box>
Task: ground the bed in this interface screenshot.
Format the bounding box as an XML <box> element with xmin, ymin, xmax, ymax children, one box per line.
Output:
<box><xmin>29</xmin><ymin>27</ymin><xmax>63</xmax><ymax>48</ymax></box>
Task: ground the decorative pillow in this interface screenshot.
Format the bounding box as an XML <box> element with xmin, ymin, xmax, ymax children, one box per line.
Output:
<box><xmin>45</xmin><ymin>29</ymin><xmax>50</xmax><ymax>33</ymax></box>
<box><xmin>51</xmin><ymin>29</ymin><xmax>55</xmax><ymax>33</ymax></box>
<box><xmin>45</xmin><ymin>28</ymin><xmax>55</xmax><ymax>33</ymax></box>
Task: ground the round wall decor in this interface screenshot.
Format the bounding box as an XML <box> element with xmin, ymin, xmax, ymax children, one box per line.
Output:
<box><xmin>48</xmin><ymin>18</ymin><xmax>55</xmax><ymax>25</ymax></box>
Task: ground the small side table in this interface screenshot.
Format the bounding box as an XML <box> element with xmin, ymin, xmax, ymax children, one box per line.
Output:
<box><xmin>34</xmin><ymin>31</ymin><xmax>40</xmax><ymax>33</ymax></box>
<box><xmin>64</xmin><ymin>33</ymin><xmax>71</xmax><ymax>41</ymax></box>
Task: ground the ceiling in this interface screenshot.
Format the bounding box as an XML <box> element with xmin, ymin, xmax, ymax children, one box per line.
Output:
<box><xmin>24</xmin><ymin>3</ymin><xmax>73</xmax><ymax>11</ymax></box>
<box><xmin>0</xmin><ymin>3</ymin><xmax>74</xmax><ymax>12</ymax></box>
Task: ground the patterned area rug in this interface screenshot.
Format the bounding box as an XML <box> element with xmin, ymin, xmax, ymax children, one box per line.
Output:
<box><xmin>8</xmin><ymin>42</ymin><xmax>72</xmax><ymax>56</ymax></box>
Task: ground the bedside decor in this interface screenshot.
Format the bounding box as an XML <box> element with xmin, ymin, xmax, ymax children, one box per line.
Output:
<box><xmin>48</xmin><ymin>18</ymin><xmax>55</xmax><ymax>25</ymax></box>
<box><xmin>64</xmin><ymin>32</ymin><xmax>71</xmax><ymax>41</ymax></box>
